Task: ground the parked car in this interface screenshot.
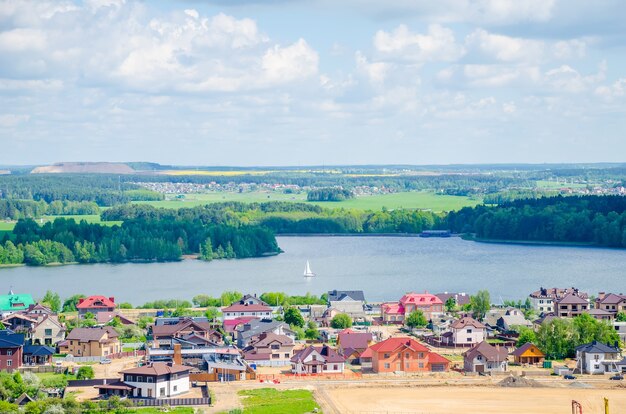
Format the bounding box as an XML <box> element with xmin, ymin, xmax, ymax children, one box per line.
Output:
<box><xmin>100</xmin><ymin>358</ymin><xmax>112</xmax><ymax>364</ymax></box>
<box><xmin>563</xmin><ymin>374</ymin><xmax>576</xmax><ymax>380</ymax></box>
<box><xmin>609</xmin><ymin>374</ymin><xmax>624</xmax><ymax>380</ymax></box>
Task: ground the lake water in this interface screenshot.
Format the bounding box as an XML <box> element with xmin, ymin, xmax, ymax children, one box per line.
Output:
<box><xmin>1</xmin><ymin>236</ymin><xmax>625</xmax><ymax>304</ymax></box>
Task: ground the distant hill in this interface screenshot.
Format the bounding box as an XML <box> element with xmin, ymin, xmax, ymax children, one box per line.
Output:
<box><xmin>31</xmin><ymin>162</ymin><xmax>135</xmax><ymax>174</ymax></box>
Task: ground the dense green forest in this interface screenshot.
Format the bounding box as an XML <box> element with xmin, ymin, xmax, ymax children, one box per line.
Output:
<box><xmin>0</xmin><ymin>216</ymin><xmax>279</xmax><ymax>266</ymax></box>
<box><xmin>448</xmin><ymin>195</ymin><xmax>626</xmax><ymax>247</ymax></box>
<box><xmin>102</xmin><ymin>202</ymin><xmax>445</xmax><ymax>234</ymax></box>
<box><xmin>307</xmin><ymin>188</ymin><xmax>354</xmax><ymax>201</ymax></box>
<box><xmin>0</xmin><ymin>175</ymin><xmax>162</xmax><ymax>206</ymax></box>
<box><xmin>0</xmin><ymin>199</ymin><xmax>100</xmax><ymax>219</ymax></box>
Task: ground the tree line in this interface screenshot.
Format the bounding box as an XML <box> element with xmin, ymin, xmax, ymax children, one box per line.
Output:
<box><xmin>0</xmin><ymin>216</ymin><xmax>279</xmax><ymax>266</ymax></box>
<box><xmin>0</xmin><ymin>199</ymin><xmax>100</xmax><ymax>220</ymax></box>
<box><xmin>307</xmin><ymin>187</ymin><xmax>354</xmax><ymax>201</ymax></box>
<box><xmin>448</xmin><ymin>195</ymin><xmax>626</xmax><ymax>247</ymax></box>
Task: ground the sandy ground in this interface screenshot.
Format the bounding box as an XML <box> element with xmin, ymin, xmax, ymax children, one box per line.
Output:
<box><xmin>324</xmin><ymin>386</ymin><xmax>623</xmax><ymax>414</ymax></box>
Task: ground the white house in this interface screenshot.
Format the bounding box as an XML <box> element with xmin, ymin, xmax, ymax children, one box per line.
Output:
<box><xmin>222</xmin><ymin>295</ymin><xmax>272</xmax><ymax>321</ymax></box>
<box><xmin>442</xmin><ymin>317</ymin><xmax>486</xmax><ymax>347</ymax></box>
<box><xmin>290</xmin><ymin>345</ymin><xmax>346</xmax><ymax>375</ymax></box>
<box><xmin>575</xmin><ymin>341</ymin><xmax>622</xmax><ymax>375</ymax></box>
<box><xmin>463</xmin><ymin>341</ymin><xmax>509</xmax><ymax>373</ymax></box>
<box><xmin>120</xmin><ymin>363</ymin><xmax>192</xmax><ymax>398</ymax></box>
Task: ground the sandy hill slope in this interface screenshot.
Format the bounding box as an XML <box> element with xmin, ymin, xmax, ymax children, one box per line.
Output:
<box><xmin>31</xmin><ymin>162</ymin><xmax>135</xmax><ymax>174</ymax></box>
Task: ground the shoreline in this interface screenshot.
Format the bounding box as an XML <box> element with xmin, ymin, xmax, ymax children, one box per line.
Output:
<box><xmin>277</xmin><ymin>233</ymin><xmax>458</xmax><ymax>238</ymax></box>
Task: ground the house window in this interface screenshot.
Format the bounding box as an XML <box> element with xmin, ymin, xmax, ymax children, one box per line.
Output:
<box><xmin>418</xmin><ymin>362</ymin><xmax>424</xmax><ymax>368</ymax></box>
<box><xmin>272</xmin><ymin>354</ymin><xmax>280</xmax><ymax>359</ymax></box>
<box><xmin>147</xmin><ymin>377</ymin><xmax>153</xmax><ymax>383</ymax></box>
<box><xmin>160</xmin><ymin>387</ymin><xmax>165</xmax><ymax>397</ymax></box>
<box><xmin>397</xmin><ymin>353</ymin><xmax>401</xmax><ymax>359</ymax></box>
<box><xmin>384</xmin><ymin>363</ymin><xmax>390</xmax><ymax>369</ymax></box>
<box><xmin>418</xmin><ymin>353</ymin><xmax>424</xmax><ymax>359</ymax></box>
<box><xmin>127</xmin><ymin>375</ymin><xmax>133</xmax><ymax>382</ymax></box>
<box><xmin>271</xmin><ymin>344</ymin><xmax>280</xmax><ymax>350</ymax></box>
<box><xmin>173</xmin><ymin>385</ymin><xmax>178</xmax><ymax>392</ymax></box>
<box><xmin>7</xmin><ymin>350</ymin><xmax>12</xmax><ymax>356</ymax></box>
<box><xmin>467</xmin><ymin>338</ymin><xmax>472</xmax><ymax>342</ymax></box>
<box><xmin>285</xmin><ymin>354</ymin><xmax>290</xmax><ymax>358</ymax></box>
<box><xmin>467</xmin><ymin>329</ymin><xmax>472</xmax><ymax>333</ymax></box>
<box><xmin>45</xmin><ymin>329</ymin><xmax>53</xmax><ymax>336</ymax></box>
<box><xmin>405</xmin><ymin>362</ymin><xmax>410</xmax><ymax>369</ymax></box>
<box><xmin>137</xmin><ymin>376</ymin><xmax>143</xmax><ymax>382</ymax></box>
<box><xmin>312</xmin><ymin>355</ymin><xmax>317</xmax><ymax>361</ymax></box>
<box><xmin>405</xmin><ymin>353</ymin><xmax>410</xmax><ymax>359</ymax></box>
<box><xmin>384</xmin><ymin>353</ymin><xmax>390</xmax><ymax>359</ymax></box>
<box><xmin>333</xmin><ymin>364</ymin><xmax>338</xmax><ymax>370</ymax></box>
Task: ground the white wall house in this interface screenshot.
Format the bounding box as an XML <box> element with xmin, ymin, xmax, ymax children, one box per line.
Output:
<box><xmin>290</xmin><ymin>345</ymin><xmax>345</xmax><ymax>375</ymax></box>
<box><xmin>120</xmin><ymin>363</ymin><xmax>191</xmax><ymax>398</ymax></box>
<box><xmin>575</xmin><ymin>341</ymin><xmax>621</xmax><ymax>375</ymax></box>
<box><xmin>443</xmin><ymin>317</ymin><xmax>486</xmax><ymax>346</ymax></box>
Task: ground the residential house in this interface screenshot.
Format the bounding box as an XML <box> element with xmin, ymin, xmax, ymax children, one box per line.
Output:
<box><xmin>23</xmin><ymin>344</ymin><xmax>55</xmax><ymax>366</ymax></box>
<box><xmin>96</xmin><ymin>312</ymin><xmax>135</xmax><ymax>326</ymax></box>
<box><xmin>381</xmin><ymin>292</ymin><xmax>444</xmax><ymax>324</ymax></box>
<box><xmin>222</xmin><ymin>295</ymin><xmax>272</xmax><ymax>321</ymax></box>
<box><xmin>595</xmin><ymin>293</ymin><xmax>626</xmax><ymax>314</ymax></box>
<box><xmin>96</xmin><ymin>362</ymin><xmax>192</xmax><ymax>398</ymax></box>
<box><xmin>360</xmin><ymin>347</ymin><xmax>373</xmax><ymax>370</ymax></box>
<box><xmin>223</xmin><ymin>317</ymin><xmax>255</xmax><ymax>338</ymax></box>
<box><xmin>368</xmin><ymin>337</ymin><xmax>449</xmax><ymax>373</ymax></box>
<box><xmin>575</xmin><ymin>341</ymin><xmax>622</xmax><ymax>374</ymax></box>
<box><xmin>510</xmin><ymin>342</ymin><xmax>545</xmax><ymax>365</ymax></box>
<box><xmin>327</xmin><ymin>290</ymin><xmax>366</xmax><ymax>318</ymax></box>
<box><xmin>585</xmin><ymin>308</ymin><xmax>614</xmax><ymax>321</ymax></box>
<box><xmin>236</xmin><ymin>319</ymin><xmax>295</xmax><ymax>348</ymax></box>
<box><xmin>336</xmin><ymin>329</ymin><xmax>374</xmax><ymax>364</ymax></box>
<box><xmin>77</xmin><ymin>296</ymin><xmax>116</xmax><ymax>318</ymax></box>
<box><xmin>529</xmin><ymin>287</ymin><xmax>588</xmax><ymax>314</ymax></box>
<box><xmin>463</xmin><ymin>341</ymin><xmax>508</xmax><ymax>373</ymax></box>
<box><xmin>614</xmin><ymin>321</ymin><xmax>626</xmax><ymax>342</ymax></box>
<box><xmin>243</xmin><ymin>332</ymin><xmax>295</xmax><ymax>366</ymax></box>
<box><xmin>555</xmin><ymin>292</ymin><xmax>589</xmax><ymax>318</ymax></box>
<box><xmin>441</xmin><ymin>317</ymin><xmax>486</xmax><ymax>347</ymax></box>
<box><xmin>2</xmin><ymin>308</ymin><xmax>65</xmax><ymax>346</ymax></box>
<box><xmin>59</xmin><ymin>326</ymin><xmax>121</xmax><ymax>357</ymax></box>
<box><xmin>0</xmin><ymin>330</ymin><xmax>24</xmax><ymax>372</ymax></box>
<box><xmin>0</xmin><ymin>292</ymin><xmax>35</xmax><ymax>317</ymax></box>
<box><xmin>496</xmin><ymin>308</ymin><xmax>533</xmax><ymax>332</ymax></box>
<box><xmin>290</xmin><ymin>345</ymin><xmax>346</xmax><ymax>374</ymax></box>
<box><xmin>151</xmin><ymin>318</ymin><xmax>222</xmax><ymax>348</ymax></box>
<box><xmin>328</xmin><ymin>290</ymin><xmax>366</xmax><ymax>303</ymax></box>
<box><xmin>435</xmin><ymin>292</ymin><xmax>471</xmax><ymax>308</ymax></box>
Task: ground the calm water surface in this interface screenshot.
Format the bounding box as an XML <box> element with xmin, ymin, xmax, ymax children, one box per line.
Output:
<box><xmin>1</xmin><ymin>236</ymin><xmax>625</xmax><ymax>304</ymax></box>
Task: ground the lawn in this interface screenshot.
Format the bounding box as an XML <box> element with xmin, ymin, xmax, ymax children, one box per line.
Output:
<box><xmin>132</xmin><ymin>409</ymin><xmax>194</xmax><ymax>413</ymax></box>
<box><xmin>136</xmin><ymin>191</ymin><xmax>481</xmax><ymax>212</ymax></box>
<box><xmin>238</xmin><ymin>388</ymin><xmax>320</xmax><ymax>414</ymax></box>
<box><xmin>535</xmin><ymin>180</ymin><xmax>588</xmax><ymax>189</ymax></box>
<box><xmin>0</xmin><ymin>215</ymin><xmax>122</xmax><ymax>232</ymax></box>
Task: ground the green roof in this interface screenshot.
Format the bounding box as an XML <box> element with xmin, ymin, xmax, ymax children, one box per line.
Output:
<box><xmin>0</xmin><ymin>294</ymin><xmax>35</xmax><ymax>312</ymax></box>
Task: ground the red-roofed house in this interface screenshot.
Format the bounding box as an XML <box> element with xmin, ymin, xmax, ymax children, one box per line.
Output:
<box><xmin>368</xmin><ymin>337</ymin><xmax>449</xmax><ymax>373</ymax></box>
<box><xmin>77</xmin><ymin>296</ymin><xmax>116</xmax><ymax>318</ymax></box>
<box><xmin>381</xmin><ymin>292</ymin><xmax>443</xmax><ymax>323</ymax></box>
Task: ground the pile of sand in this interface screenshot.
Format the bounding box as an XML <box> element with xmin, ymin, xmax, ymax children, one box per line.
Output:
<box><xmin>498</xmin><ymin>376</ymin><xmax>545</xmax><ymax>388</ymax></box>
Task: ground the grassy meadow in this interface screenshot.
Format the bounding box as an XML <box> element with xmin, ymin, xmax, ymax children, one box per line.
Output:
<box><xmin>238</xmin><ymin>388</ymin><xmax>320</xmax><ymax>414</ymax></box>
<box><xmin>135</xmin><ymin>190</ymin><xmax>481</xmax><ymax>212</ymax></box>
<box><xmin>0</xmin><ymin>215</ymin><xmax>122</xmax><ymax>232</ymax></box>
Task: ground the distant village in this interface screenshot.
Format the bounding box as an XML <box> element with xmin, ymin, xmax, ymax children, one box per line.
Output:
<box><xmin>1</xmin><ymin>286</ymin><xmax>625</xmax><ymax>409</ymax></box>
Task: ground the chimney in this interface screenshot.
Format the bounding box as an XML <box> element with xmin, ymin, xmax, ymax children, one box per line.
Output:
<box><xmin>78</xmin><ymin>298</ymin><xmax>85</xmax><ymax>305</ymax></box>
<box><xmin>173</xmin><ymin>343</ymin><xmax>182</xmax><ymax>365</ymax></box>
<box><xmin>109</xmin><ymin>297</ymin><xmax>115</xmax><ymax>304</ymax></box>
<box><xmin>598</xmin><ymin>292</ymin><xmax>606</xmax><ymax>301</ymax></box>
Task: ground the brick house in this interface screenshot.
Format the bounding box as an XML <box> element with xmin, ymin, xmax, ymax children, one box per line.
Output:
<box><xmin>59</xmin><ymin>326</ymin><xmax>121</xmax><ymax>357</ymax></box>
<box><xmin>222</xmin><ymin>295</ymin><xmax>272</xmax><ymax>321</ymax></box>
<box><xmin>381</xmin><ymin>292</ymin><xmax>444</xmax><ymax>323</ymax></box>
<box><xmin>290</xmin><ymin>345</ymin><xmax>346</xmax><ymax>374</ymax></box>
<box><xmin>243</xmin><ymin>332</ymin><xmax>295</xmax><ymax>366</ymax></box>
<box><xmin>368</xmin><ymin>337</ymin><xmax>449</xmax><ymax>373</ymax></box>
<box><xmin>595</xmin><ymin>293</ymin><xmax>626</xmax><ymax>314</ymax></box>
<box><xmin>151</xmin><ymin>318</ymin><xmax>222</xmax><ymax>348</ymax></box>
<box><xmin>0</xmin><ymin>330</ymin><xmax>24</xmax><ymax>372</ymax></box>
<box><xmin>463</xmin><ymin>341</ymin><xmax>508</xmax><ymax>373</ymax></box>
<box><xmin>555</xmin><ymin>292</ymin><xmax>589</xmax><ymax>317</ymax></box>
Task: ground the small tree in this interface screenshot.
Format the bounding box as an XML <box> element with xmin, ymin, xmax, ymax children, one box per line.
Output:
<box><xmin>616</xmin><ymin>312</ymin><xmax>626</xmax><ymax>322</ymax></box>
<box><xmin>515</xmin><ymin>326</ymin><xmax>537</xmax><ymax>347</ymax></box>
<box><xmin>445</xmin><ymin>297</ymin><xmax>457</xmax><ymax>313</ymax></box>
<box><xmin>284</xmin><ymin>307</ymin><xmax>305</xmax><ymax>328</ymax></box>
<box><xmin>199</xmin><ymin>238</ymin><xmax>213</xmax><ymax>261</ymax></box>
<box><xmin>305</xmin><ymin>321</ymin><xmax>319</xmax><ymax>340</ymax></box>
<box><xmin>470</xmin><ymin>290</ymin><xmax>491</xmax><ymax>321</ymax></box>
<box><xmin>41</xmin><ymin>290</ymin><xmax>61</xmax><ymax>312</ymax></box>
<box><xmin>205</xmin><ymin>307</ymin><xmax>221</xmax><ymax>323</ymax></box>
<box><xmin>405</xmin><ymin>310</ymin><xmax>428</xmax><ymax>329</ymax></box>
<box><xmin>76</xmin><ymin>366</ymin><xmax>94</xmax><ymax>380</ymax></box>
<box><xmin>330</xmin><ymin>313</ymin><xmax>352</xmax><ymax>329</ymax></box>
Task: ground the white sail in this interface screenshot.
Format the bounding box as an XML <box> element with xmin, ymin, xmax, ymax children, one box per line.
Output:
<box><xmin>304</xmin><ymin>260</ymin><xmax>315</xmax><ymax>277</ymax></box>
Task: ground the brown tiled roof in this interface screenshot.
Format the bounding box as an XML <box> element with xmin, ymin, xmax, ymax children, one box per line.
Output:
<box><xmin>66</xmin><ymin>326</ymin><xmax>118</xmax><ymax>342</ymax></box>
<box><xmin>121</xmin><ymin>362</ymin><xmax>192</xmax><ymax>376</ymax></box>
<box><xmin>464</xmin><ymin>341</ymin><xmax>508</xmax><ymax>362</ymax></box>
<box><xmin>152</xmin><ymin>320</ymin><xmax>212</xmax><ymax>336</ymax></box>
<box><xmin>557</xmin><ymin>292</ymin><xmax>588</xmax><ymax>305</ymax></box>
<box><xmin>597</xmin><ymin>293</ymin><xmax>626</xmax><ymax>305</ymax></box>
<box><xmin>250</xmin><ymin>332</ymin><xmax>293</xmax><ymax>348</ymax></box>
<box><xmin>450</xmin><ymin>317</ymin><xmax>486</xmax><ymax>330</ymax></box>
<box><xmin>337</xmin><ymin>331</ymin><xmax>373</xmax><ymax>351</ymax></box>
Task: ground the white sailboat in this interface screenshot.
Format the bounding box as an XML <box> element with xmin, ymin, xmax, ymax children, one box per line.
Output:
<box><xmin>303</xmin><ymin>260</ymin><xmax>315</xmax><ymax>277</ymax></box>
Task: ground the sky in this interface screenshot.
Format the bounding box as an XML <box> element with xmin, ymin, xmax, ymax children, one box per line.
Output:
<box><xmin>0</xmin><ymin>0</ymin><xmax>625</xmax><ymax>166</ymax></box>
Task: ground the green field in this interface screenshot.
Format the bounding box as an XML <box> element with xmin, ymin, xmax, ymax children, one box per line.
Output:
<box><xmin>536</xmin><ymin>180</ymin><xmax>588</xmax><ymax>189</ymax></box>
<box><xmin>135</xmin><ymin>190</ymin><xmax>481</xmax><ymax>212</ymax></box>
<box><xmin>238</xmin><ymin>388</ymin><xmax>320</xmax><ymax>414</ymax></box>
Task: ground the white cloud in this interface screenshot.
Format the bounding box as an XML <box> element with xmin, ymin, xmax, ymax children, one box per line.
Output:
<box><xmin>466</xmin><ymin>28</ymin><xmax>544</xmax><ymax>62</ymax></box>
<box><xmin>595</xmin><ymin>78</ymin><xmax>626</xmax><ymax>99</ymax></box>
<box><xmin>0</xmin><ymin>28</ymin><xmax>46</xmax><ymax>52</ymax></box>
<box><xmin>373</xmin><ymin>24</ymin><xmax>465</xmax><ymax>62</ymax></box>
<box><xmin>355</xmin><ymin>51</ymin><xmax>389</xmax><ymax>84</ymax></box>
<box><xmin>0</xmin><ymin>114</ymin><xmax>30</xmax><ymax>127</ymax></box>
<box><xmin>553</xmin><ymin>39</ymin><xmax>587</xmax><ymax>59</ymax></box>
<box><xmin>462</xmin><ymin>64</ymin><xmax>541</xmax><ymax>87</ymax></box>
<box><xmin>262</xmin><ymin>39</ymin><xmax>319</xmax><ymax>83</ymax></box>
<box><xmin>502</xmin><ymin>101</ymin><xmax>516</xmax><ymax>113</ymax></box>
